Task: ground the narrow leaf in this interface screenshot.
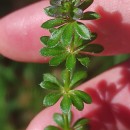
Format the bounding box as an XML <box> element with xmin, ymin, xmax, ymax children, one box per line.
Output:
<box><xmin>66</xmin><ymin>54</ymin><xmax>76</xmax><ymax>71</ymax></box>
<box><xmin>40</xmin><ymin>36</ymin><xmax>49</xmax><ymax>45</ymax></box>
<box><xmin>61</xmin><ymin>69</ymin><xmax>69</xmax><ymax>84</ymax></box>
<box><xmin>43</xmin><ymin>92</ymin><xmax>62</xmax><ymax>106</ymax></box>
<box><xmin>61</xmin><ymin>23</ymin><xmax>74</xmax><ymax>46</ymax></box>
<box><xmin>50</xmin><ymin>0</ymin><xmax>62</xmax><ymax>6</ymax></box>
<box><xmin>41</xmin><ymin>18</ymin><xmax>66</xmax><ymax>29</ymax></box>
<box><xmin>45</xmin><ymin>125</ymin><xmax>60</xmax><ymax>130</ymax></box>
<box><xmin>53</xmin><ymin>113</ymin><xmax>64</xmax><ymax>128</ymax></box>
<box><xmin>44</xmin><ymin>6</ymin><xmax>63</xmax><ymax>18</ymax></box>
<box><xmin>78</xmin><ymin>0</ymin><xmax>94</xmax><ymax>10</ymax></box>
<box><xmin>40</xmin><ymin>81</ymin><xmax>60</xmax><ymax>90</ymax></box>
<box><xmin>83</xmin><ymin>44</ymin><xmax>104</xmax><ymax>53</ymax></box>
<box><xmin>60</xmin><ymin>94</ymin><xmax>71</xmax><ymax>114</ymax></box>
<box><xmin>40</xmin><ymin>46</ymin><xmax>65</xmax><ymax>56</ymax></box>
<box><xmin>77</xmin><ymin>57</ymin><xmax>90</xmax><ymax>67</ymax></box>
<box><xmin>47</xmin><ymin>29</ymin><xmax>63</xmax><ymax>47</ymax></box>
<box><xmin>73</xmin><ymin>8</ymin><xmax>83</xmax><ymax>20</ymax></box>
<box><xmin>81</xmin><ymin>32</ymin><xmax>97</xmax><ymax>45</ymax></box>
<box><xmin>49</xmin><ymin>53</ymin><xmax>67</xmax><ymax>66</ymax></box>
<box><xmin>43</xmin><ymin>73</ymin><xmax>61</xmax><ymax>86</ymax></box>
<box><xmin>73</xmin><ymin>118</ymin><xmax>89</xmax><ymax>129</ymax></box>
<box><xmin>88</xmin><ymin>32</ymin><xmax>97</xmax><ymax>42</ymax></box>
<box><xmin>75</xmin><ymin>22</ymin><xmax>91</xmax><ymax>40</ymax></box>
<box><xmin>70</xmin><ymin>71</ymin><xmax>87</xmax><ymax>88</ymax></box>
<box><xmin>49</xmin><ymin>28</ymin><xmax>57</xmax><ymax>33</ymax></box>
<box><xmin>74</xmin><ymin>0</ymin><xmax>81</xmax><ymax>6</ymax></box>
<box><xmin>73</xmin><ymin>90</ymin><xmax>92</xmax><ymax>104</ymax></box>
<box><xmin>44</xmin><ymin>6</ymin><xmax>55</xmax><ymax>17</ymax></box>
<box><xmin>70</xmin><ymin>93</ymin><xmax>84</xmax><ymax>111</ymax></box>
<box><xmin>74</xmin><ymin>32</ymin><xmax>83</xmax><ymax>47</ymax></box>
<box><xmin>81</xmin><ymin>11</ymin><xmax>100</xmax><ymax>20</ymax></box>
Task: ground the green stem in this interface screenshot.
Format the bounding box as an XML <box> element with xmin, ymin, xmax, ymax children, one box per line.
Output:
<box><xmin>64</xmin><ymin>69</ymin><xmax>71</xmax><ymax>91</ymax></box>
<box><xmin>63</xmin><ymin>113</ymin><xmax>71</xmax><ymax>130</ymax></box>
<box><xmin>63</xmin><ymin>26</ymin><xmax>76</xmax><ymax>130</ymax></box>
<box><xmin>64</xmin><ymin>34</ymin><xmax>75</xmax><ymax>90</ymax></box>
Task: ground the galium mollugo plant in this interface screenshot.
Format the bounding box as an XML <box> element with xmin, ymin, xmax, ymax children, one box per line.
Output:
<box><xmin>40</xmin><ymin>0</ymin><xmax>104</xmax><ymax>130</ymax></box>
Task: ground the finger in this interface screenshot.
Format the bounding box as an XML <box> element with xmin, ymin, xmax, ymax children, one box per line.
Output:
<box><xmin>0</xmin><ymin>1</ymin><xmax>50</xmax><ymax>63</ymax></box>
<box><xmin>0</xmin><ymin>0</ymin><xmax>130</xmax><ymax>62</ymax></box>
<box><xmin>27</xmin><ymin>59</ymin><xmax>130</xmax><ymax>130</ymax></box>
<box><xmin>86</xmin><ymin>0</ymin><xmax>130</xmax><ymax>56</ymax></box>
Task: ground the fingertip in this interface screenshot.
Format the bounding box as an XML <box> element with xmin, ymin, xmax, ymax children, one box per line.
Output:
<box><xmin>0</xmin><ymin>1</ymin><xmax>50</xmax><ymax>63</ymax></box>
<box><xmin>26</xmin><ymin>107</ymin><xmax>61</xmax><ymax>130</ymax></box>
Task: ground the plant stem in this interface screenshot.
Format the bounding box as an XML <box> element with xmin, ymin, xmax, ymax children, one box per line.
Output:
<box><xmin>63</xmin><ymin>113</ymin><xmax>71</xmax><ymax>130</ymax></box>
<box><xmin>64</xmin><ymin>69</ymin><xmax>71</xmax><ymax>91</ymax></box>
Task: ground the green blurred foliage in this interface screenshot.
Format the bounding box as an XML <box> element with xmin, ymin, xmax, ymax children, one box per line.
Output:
<box><xmin>0</xmin><ymin>0</ymin><xmax>130</xmax><ymax>130</ymax></box>
<box><xmin>0</xmin><ymin>56</ymin><xmax>50</xmax><ymax>130</ymax></box>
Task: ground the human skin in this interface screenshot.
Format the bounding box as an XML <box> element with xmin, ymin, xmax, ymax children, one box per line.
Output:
<box><xmin>27</xmin><ymin>60</ymin><xmax>130</xmax><ymax>130</ymax></box>
<box><xmin>0</xmin><ymin>0</ymin><xmax>130</xmax><ymax>130</ymax></box>
<box><xmin>0</xmin><ymin>0</ymin><xmax>130</xmax><ymax>62</ymax></box>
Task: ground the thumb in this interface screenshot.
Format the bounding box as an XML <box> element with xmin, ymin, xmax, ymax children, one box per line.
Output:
<box><xmin>27</xmin><ymin>59</ymin><xmax>130</xmax><ymax>130</ymax></box>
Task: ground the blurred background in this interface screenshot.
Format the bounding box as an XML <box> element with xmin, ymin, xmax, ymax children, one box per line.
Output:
<box><xmin>0</xmin><ymin>0</ymin><xmax>130</xmax><ymax>130</ymax></box>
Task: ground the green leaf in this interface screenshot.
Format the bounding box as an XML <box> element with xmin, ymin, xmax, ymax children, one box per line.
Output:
<box><xmin>61</xmin><ymin>23</ymin><xmax>74</xmax><ymax>46</ymax></box>
<box><xmin>47</xmin><ymin>29</ymin><xmax>63</xmax><ymax>47</ymax></box>
<box><xmin>60</xmin><ymin>94</ymin><xmax>71</xmax><ymax>114</ymax></box>
<box><xmin>75</xmin><ymin>45</ymin><xmax>87</xmax><ymax>53</ymax></box>
<box><xmin>77</xmin><ymin>57</ymin><xmax>90</xmax><ymax>67</ymax></box>
<box><xmin>78</xmin><ymin>0</ymin><xmax>94</xmax><ymax>11</ymax></box>
<box><xmin>62</xmin><ymin>1</ymin><xmax>72</xmax><ymax>14</ymax></box>
<box><xmin>75</xmin><ymin>125</ymin><xmax>89</xmax><ymax>130</ymax></box>
<box><xmin>41</xmin><ymin>19</ymin><xmax>66</xmax><ymax>29</ymax></box>
<box><xmin>50</xmin><ymin>0</ymin><xmax>62</xmax><ymax>6</ymax></box>
<box><xmin>81</xmin><ymin>11</ymin><xmax>100</xmax><ymax>20</ymax></box>
<box><xmin>88</xmin><ymin>32</ymin><xmax>97</xmax><ymax>42</ymax></box>
<box><xmin>66</xmin><ymin>54</ymin><xmax>76</xmax><ymax>71</ymax></box>
<box><xmin>83</xmin><ymin>44</ymin><xmax>104</xmax><ymax>53</ymax></box>
<box><xmin>74</xmin><ymin>0</ymin><xmax>81</xmax><ymax>6</ymax></box>
<box><xmin>74</xmin><ymin>32</ymin><xmax>83</xmax><ymax>47</ymax></box>
<box><xmin>43</xmin><ymin>92</ymin><xmax>62</xmax><ymax>106</ymax></box>
<box><xmin>49</xmin><ymin>52</ymin><xmax>68</xmax><ymax>66</ymax></box>
<box><xmin>43</xmin><ymin>73</ymin><xmax>61</xmax><ymax>86</ymax></box>
<box><xmin>73</xmin><ymin>8</ymin><xmax>83</xmax><ymax>20</ymax></box>
<box><xmin>75</xmin><ymin>22</ymin><xmax>91</xmax><ymax>40</ymax></box>
<box><xmin>49</xmin><ymin>28</ymin><xmax>57</xmax><ymax>33</ymax></box>
<box><xmin>40</xmin><ymin>81</ymin><xmax>61</xmax><ymax>90</ymax></box>
<box><xmin>61</xmin><ymin>69</ymin><xmax>68</xmax><ymax>84</ymax></box>
<box><xmin>70</xmin><ymin>93</ymin><xmax>84</xmax><ymax>111</ymax></box>
<box><xmin>53</xmin><ymin>113</ymin><xmax>64</xmax><ymax>128</ymax></box>
<box><xmin>40</xmin><ymin>46</ymin><xmax>65</xmax><ymax>56</ymax></box>
<box><xmin>81</xmin><ymin>32</ymin><xmax>97</xmax><ymax>45</ymax></box>
<box><xmin>73</xmin><ymin>90</ymin><xmax>92</xmax><ymax>104</ymax></box>
<box><xmin>70</xmin><ymin>71</ymin><xmax>87</xmax><ymax>88</ymax></box>
<box><xmin>73</xmin><ymin>118</ymin><xmax>89</xmax><ymax>130</ymax></box>
<box><xmin>44</xmin><ymin>5</ymin><xmax>69</xmax><ymax>18</ymax></box>
<box><xmin>44</xmin><ymin>6</ymin><xmax>63</xmax><ymax>18</ymax></box>
<box><xmin>44</xmin><ymin>125</ymin><xmax>60</xmax><ymax>130</ymax></box>
<box><xmin>44</xmin><ymin>6</ymin><xmax>54</xmax><ymax>17</ymax></box>
<box><xmin>40</xmin><ymin>36</ymin><xmax>49</xmax><ymax>45</ymax></box>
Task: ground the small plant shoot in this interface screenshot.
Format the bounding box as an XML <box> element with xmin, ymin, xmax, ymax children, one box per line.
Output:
<box><xmin>40</xmin><ymin>0</ymin><xmax>104</xmax><ymax>130</ymax></box>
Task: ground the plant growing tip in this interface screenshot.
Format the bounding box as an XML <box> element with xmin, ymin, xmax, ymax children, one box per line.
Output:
<box><xmin>40</xmin><ymin>0</ymin><xmax>103</xmax><ymax>129</ymax></box>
